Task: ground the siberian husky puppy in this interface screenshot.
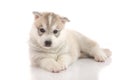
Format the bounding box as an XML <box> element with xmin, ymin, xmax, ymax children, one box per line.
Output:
<box><xmin>29</xmin><ymin>11</ymin><xmax>111</xmax><ymax>73</ymax></box>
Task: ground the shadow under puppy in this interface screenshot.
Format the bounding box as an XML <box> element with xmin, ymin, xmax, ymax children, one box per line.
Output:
<box><xmin>29</xmin><ymin>11</ymin><xmax>111</xmax><ymax>73</ymax></box>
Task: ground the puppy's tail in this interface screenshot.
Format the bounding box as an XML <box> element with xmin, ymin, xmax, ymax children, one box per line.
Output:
<box><xmin>103</xmin><ymin>48</ymin><xmax>112</xmax><ymax>57</ymax></box>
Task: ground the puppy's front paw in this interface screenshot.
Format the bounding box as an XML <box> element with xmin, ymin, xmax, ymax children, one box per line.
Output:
<box><xmin>45</xmin><ymin>62</ymin><xmax>66</xmax><ymax>73</ymax></box>
<box><xmin>94</xmin><ymin>53</ymin><xmax>107</xmax><ymax>62</ymax></box>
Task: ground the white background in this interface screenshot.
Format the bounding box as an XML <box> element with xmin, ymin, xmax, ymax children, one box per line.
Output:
<box><xmin>0</xmin><ymin>0</ymin><xmax>120</xmax><ymax>80</ymax></box>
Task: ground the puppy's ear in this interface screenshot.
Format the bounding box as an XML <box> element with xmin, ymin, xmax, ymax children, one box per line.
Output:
<box><xmin>61</xmin><ymin>17</ymin><xmax>70</xmax><ymax>23</ymax></box>
<box><xmin>32</xmin><ymin>11</ymin><xmax>42</xmax><ymax>19</ymax></box>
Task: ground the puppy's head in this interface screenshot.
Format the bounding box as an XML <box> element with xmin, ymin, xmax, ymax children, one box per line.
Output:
<box><xmin>32</xmin><ymin>11</ymin><xmax>69</xmax><ymax>49</ymax></box>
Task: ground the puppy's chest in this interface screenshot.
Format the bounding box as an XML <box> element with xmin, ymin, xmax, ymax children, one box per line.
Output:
<box><xmin>37</xmin><ymin>47</ymin><xmax>67</xmax><ymax>59</ymax></box>
<box><xmin>41</xmin><ymin>44</ymin><xmax>69</xmax><ymax>55</ymax></box>
<box><xmin>44</xmin><ymin>46</ymin><xmax>67</xmax><ymax>54</ymax></box>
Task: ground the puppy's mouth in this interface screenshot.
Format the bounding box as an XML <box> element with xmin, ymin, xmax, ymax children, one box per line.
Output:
<box><xmin>43</xmin><ymin>46</ymin><xmax>52</xmax><ymax>50</ymax></box>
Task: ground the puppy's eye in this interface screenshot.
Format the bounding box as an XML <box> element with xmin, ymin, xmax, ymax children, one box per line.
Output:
<box><xmin>53</xmin><ymin>30</ymin><xmax>58</xmax><ymax>34</ymax></box>
<box><xmin>40</xmin><ymin>28</ymin><xmax>45</xmax><ymax>33</ymax></box>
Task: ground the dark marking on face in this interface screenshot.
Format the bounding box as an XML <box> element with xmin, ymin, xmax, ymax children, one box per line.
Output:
<box><xmin>37</xmin><ymin>27</ymin><xmax>45</xmax><ymax>36</ymax></box>
<box><xmin>54</xmin><ymin>30</ymin><xmax>61</xmax><ymax>37</ymax></box>
<box><xmin>33</xmin><ymin>12</ymin><xmax>69</xmax><ymax>38</ymax></box>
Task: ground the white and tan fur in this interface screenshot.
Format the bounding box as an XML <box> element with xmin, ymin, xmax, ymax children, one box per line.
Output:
<box><xmin>29</xmin><ymin>11</ymin><xmax>111</xmax><ymax>73</ymax></box>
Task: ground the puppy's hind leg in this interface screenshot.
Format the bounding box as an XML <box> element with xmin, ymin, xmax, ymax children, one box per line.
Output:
<box><xmin>93</xmin><ymin>49</ymin><xmax>108</xmax><ymax>62</ymax></box>
<box><xmin>81</xmin><ymin>37</ymin><xmax>111</xmax><ymax>62</ymax></box>
<box><xmin>88</xmin><ymin>45</ymin><xmax>111</xmax><ymax>62</ymax></box>
<box><xmin>79</xmin><ymin>51</ymin><xmax>93</xmax><ymax>58</ymax></box>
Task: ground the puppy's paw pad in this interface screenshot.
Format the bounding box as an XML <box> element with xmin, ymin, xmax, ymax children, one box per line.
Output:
<box><xmin>51</xmin><ymin>66</ymin><xmax>66</xmax><ymax>73</ymax></box>
<box><xmin>46</xmin><ymin>63</ymin><xmax>66</xmax><ymax>73</ymax></box>
<box><xmin>94</xmin><ymin>54</ymin><xmax>107</xmax><ymax>62</ymax></box>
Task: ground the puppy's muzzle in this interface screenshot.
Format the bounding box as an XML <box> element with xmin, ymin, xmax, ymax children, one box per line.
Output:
<box><xmin>45</xmin><ymin>40</ymin><xmax>52</xmax><ymax>47</ymax></box>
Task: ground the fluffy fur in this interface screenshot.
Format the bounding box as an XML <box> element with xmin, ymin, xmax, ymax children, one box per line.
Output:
<box><xmin>29</xmin><ymin>11</ymin><xmax>111</xmax><ymax>73</ymax></box>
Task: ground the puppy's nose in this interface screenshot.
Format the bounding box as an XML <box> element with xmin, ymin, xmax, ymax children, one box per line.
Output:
<box><xmin>45</xmin><ymin>40</ymin><xmax>52</xmax><ymax>47</ymax></box>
